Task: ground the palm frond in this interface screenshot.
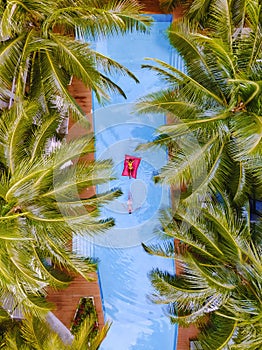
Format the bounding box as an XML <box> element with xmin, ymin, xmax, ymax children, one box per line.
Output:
<box><xmin>73</xmin><ymin>0</ymin><xmax>152</xmax><ymax>39</ymax></box>
<box><xmin>197</xmin><ymin>312</ymin><xmax>237</xmax><ymax>350</ymax></box>
<box><xmin>229</xmin><ymin>112</ymin><xmax>262</xmax><ymax>161</ymax></box>
<box><xmin>20</xmin><ymin>315</ymin><xmax>65</xmax><ymax>350</ymax></box>
<box><xmin>244</xmin><ymin>0</ymin><xmax>262</xmax><ymax>69</ymax></box>
<box><xmin>186</xmin><ymin>0</ymin><xmax>213</xmax><ymax>23</ymax></box>
<box><xmin>0</xmin><ymin>101</ymin><xmax>40</xmax><ymax>173</ymax></box>
<box><xmin>142</xmin><ymin>240</ymin><xmax>175</xmax><ymax>259</ymax></box>
<box><xmin>136</xmin><ymin>90</ymin><xmax>198</xmax><ymax>117</ymax></box>
<box><xmin>56</xmin><ymin>188</ymin><xmax>122</xmax><ymax>208</ymax></box>
<box><xmin>27</xmin><ymin>113</ymin><xmax>62</xmax><ymax>165</ymax></box>
<box><xmin>0</xmin><ymin>34</ymin><xmax>27</xmax><ymax>96</ymax></box>
<box><xmin>208</xmin><ymin>0</ymin><xmax>234</xmax><ymax>46</ymax></box>
<box><xmin>42</xmin><ymin>159</ymin><xmax>114</xmax><ymax>200</ymax></box>
<box><xmin>149</xmin><ymin>268</ymin><xmax>229</xmax><ymax>325</ymax></box>
<box><xmin>39</xmin><ymin>51</ymin><xmax>86</xmax><ymax>121</ymax></box>
<box><xmin>73</xmin><ymin>315</ymin><xmax>110</xmax><ymax>350</ymax></box>
<box><xmin>168</xmin><ymin>23</ymin><xmax>228</xmax><ymax>104</ymax></box>
<box><xmin>50</xmin><ymin>35</ymin><xmax>113</xmax><ymax>99</ymax></box>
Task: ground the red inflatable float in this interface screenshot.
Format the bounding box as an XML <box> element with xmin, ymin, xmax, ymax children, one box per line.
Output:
<box><xmin>122</xmin><ymin>155</ymin><xmax>141</xmax><ymax>179</ymax></box>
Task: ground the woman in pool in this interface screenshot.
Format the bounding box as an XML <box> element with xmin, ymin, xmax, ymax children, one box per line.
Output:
<box><xmin>127</xmin><ymin>159</ymin><xmax>134</xmax><ymax>179</ymax></box>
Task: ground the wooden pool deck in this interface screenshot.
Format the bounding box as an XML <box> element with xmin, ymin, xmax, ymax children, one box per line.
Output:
<box><xmin>47</xmin><ymin>273</ymin><xmax>105</xmax><ymax>330</ymax></box>
<box><xmin>47</xmin><ymin>77</ymin><xmax>103</xmax><ymax>330</ymax></box>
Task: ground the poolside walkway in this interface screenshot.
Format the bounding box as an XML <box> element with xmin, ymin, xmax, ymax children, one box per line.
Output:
<box><xmin>47</xmin><ymin>272</ymin><xmax>105</xmax><ymax>330</ymax></box>
<box><xmin>47</xmin><ymin>78</ymin><xmax>105</xmax><ymax>330</ymax></box>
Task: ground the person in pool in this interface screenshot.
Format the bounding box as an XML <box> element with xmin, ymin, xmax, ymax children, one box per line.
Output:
<box><xmin>126</xmin><ymin>159</ymin><xmax>134</xmax><ymax>179</ymax></box>
<box><xmin>124</xmin><ymin>191</ymin><xmax>141</xmax><ymax>215</ymax></box>
<box><xmin>127</xmin><ymin>192</ymin><xmax>133</xmax><ymax>214</ymax></box>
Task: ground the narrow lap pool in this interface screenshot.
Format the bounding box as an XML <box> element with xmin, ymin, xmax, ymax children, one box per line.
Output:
<box><xmin>74</xmin><ymin>15</ymin><xmax>178</xmax><ymax>350</ymax></box>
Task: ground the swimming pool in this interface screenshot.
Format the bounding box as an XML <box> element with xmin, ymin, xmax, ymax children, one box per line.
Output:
<box><xmin>74</xmin><ymin>14</ymin><xmax>178</xmax><ymax>350</ymax></box>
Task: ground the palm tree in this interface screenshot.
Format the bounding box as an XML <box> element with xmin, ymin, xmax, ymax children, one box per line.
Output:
<box><xmin>136</xmin><ymin>1</ymin><xmax>262</xmax><ymax>348</ymax></box>
<box><xmin>136</xmin><ymin>0</ymin><xmax>262</xmax><ymax>206</ymax></box>
<box><xmin>0</xmin><ymin>100</ymin><xmax>121</xmax><ymax>316</ymax></box>
<box><xmin>0</xmin><ymin>0</ymin><xmax>152</xmax><ymax>121</ymax></box>
<box><xmin>143</xmin><ymin>195</ymin><xmax>262</xmax><ymax>349</ymax></box>
<box><xmin>0</xmin><ymin>313</ymin><xmax>110</xmax><ymax>349</ymax></box>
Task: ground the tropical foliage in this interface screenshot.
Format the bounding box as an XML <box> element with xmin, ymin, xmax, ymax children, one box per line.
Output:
<box><xmin>183</xmin><ymin>0</ymin><xmax>262</xmax><ymax>27</ymax></box>
<box><xmin>0</xmin><ymin>100</ymin><xmax>121</xmax><ymax>316</ymax></box>
<box><xmin>71</xmin><ymin>297</ymin><xmax>98</xmax><ymax>336</ymax></box>
<box><xmin>0</xmin><ymin>313</ymin><xmax>110</xmax><ymax>349</ymax></box>
<box><xmin>137</xmin><ymin>0</ymin><xmax>262</xmax><ymax>207</ymax></box>
<box><xmin>0</xmin><ymin>0</ymin><xmax>152</xmax><ymax>121</ymax></box>
<box><xmin>143</xmin><ymin>196</ymin><xmax>262</xmax><ymax>349</ymax></box>
<box><xmin>138</xmin><ymin>0</ymin><xmax>262</xmax><ymax>349</ymax></box>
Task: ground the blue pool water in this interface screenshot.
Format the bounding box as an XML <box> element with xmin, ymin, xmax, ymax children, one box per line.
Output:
<box><xmin>74</xmin><ymin>15</ymin><xmax>178</xmax><ymax>350</ymax></box>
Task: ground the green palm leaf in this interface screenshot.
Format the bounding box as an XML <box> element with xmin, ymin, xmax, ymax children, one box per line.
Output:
<box><xmin>0</xmin><ymin>0</ymin><xmax>152</xmax><ymax>119</ymax></box>
<box><xmin>0</xmin><ymin>100</ymin><xmax>120</xmax><ymax>314</ymax></box>
<box><xmin>143</xmin><ymin>194</ymin><xmax>262</xmax><ymax>348</ymax></box>
<box><xmin>198</xmin><ymin>312</ymin><xmax>237</xmax><ymax>350</ymax></box>
<box><xmin>0</xmin><ymin>312</ymin><xmax>110</xmax><ymax>349</ymax></box>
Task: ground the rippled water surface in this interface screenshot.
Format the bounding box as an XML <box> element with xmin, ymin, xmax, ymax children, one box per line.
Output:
<box><xmin>74</xmin><ymin>14</ymin><xmax>178</xmax><ymax>350</ymax></box>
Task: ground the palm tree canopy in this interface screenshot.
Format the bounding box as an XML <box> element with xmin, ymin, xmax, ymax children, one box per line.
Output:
<box><xmin>184</xmin><ymin>0</ymin><xmax>262</xmax><ymax>27</ymax></box>
<box><xmin>143</xmin><ymin>196</ymin><xmax>262</xmax><ymax>349</ymax></box>
<box><xmin>138</xmin><ymin>3</ymin><xmax>262</xmax><ymax>348</ymax></box>
<box><xmin>0</xmin><ymin>0</ymin><xmax>152</xmax><ymax>118</ymax></box>
<box><xmin>0</xmin><ymin>101</ymin><xmax>121</xmax><ymax>316</ymax></box>
<box><xmin>0</xmin><ymin>313</ymin><xmax>110</xmax><ymax>349</ymax></box>
<box><xmin>136</xmin><ymin>0</ymin><xmax>262</xmax><ymax>206</ymax></box>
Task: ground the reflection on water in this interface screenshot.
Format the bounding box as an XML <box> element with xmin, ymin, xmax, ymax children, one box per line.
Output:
<box><xmin>94</xmin><ymin>243</ymin><xmax>176</xmax><ymax>350</ymax></box>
